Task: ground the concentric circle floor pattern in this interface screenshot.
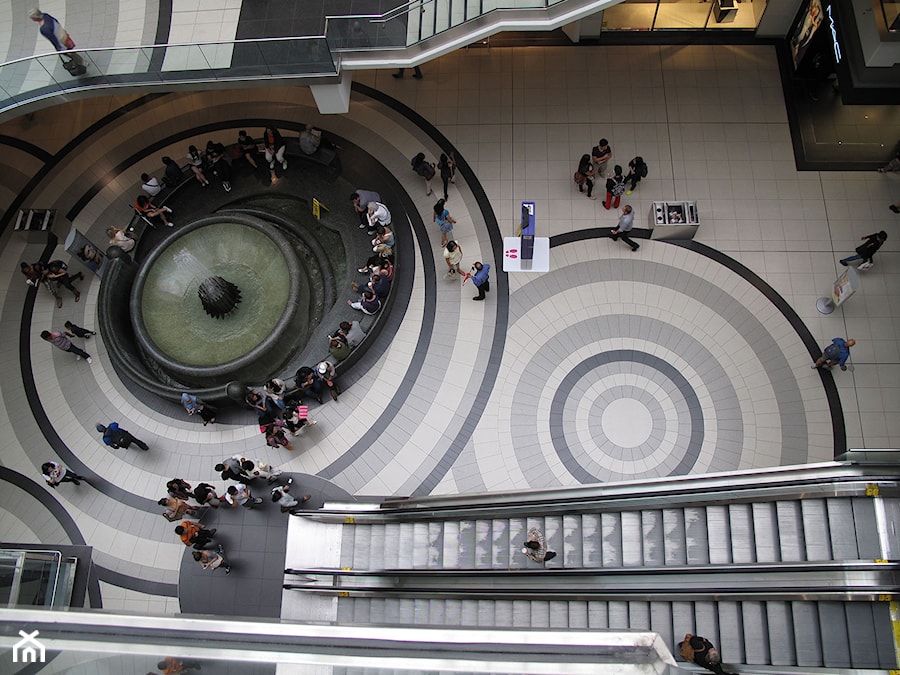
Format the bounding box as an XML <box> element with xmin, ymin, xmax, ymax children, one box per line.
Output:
<box><xmin>1</xmin><ymin>44</ymin><xmax>895</xmax><ymax>618</ymax></box>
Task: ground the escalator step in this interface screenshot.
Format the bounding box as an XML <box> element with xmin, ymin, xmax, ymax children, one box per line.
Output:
<box><xmin>818</xmin><ymin>601</ymin><xmax>851</xmax><ymax>668</ymax></box>
<box><xmin>650</xmin><ymin>602</ymin><xmax>675</xmax><ymax>654</ymax></box>
<box><xmin>845</xmin><ymin>602</ymin><xmax>882</xmax><ymax>668</ymax></box>
<box><xmin>568</xmin><ymin>600</ymin><xmax>589</xmax><ymax>629</ymax></box>
<box><xmin>588</xmin><ymin>600</ymin><xmax>609</xmax><ymax>629</ymax></box>
<box><xmin>608</xmin><ymin>600</ymin><xmax>629</xmax><ymax>629</ymax></box>
<box><xmin>494</xmin><ymin>599</ymin><xmax>514</xmax><ymax>627</ymax></box>
<box><xmin>491</xmin><ymin>518</ymin><xmax>510</xmax><ymax>569</ymax></box>
<box><xmin>442</xmin><ymin>521</ymin><xmax>460</xmax><ymax>569</ymax></box>
<box><xmin>800</xmin><ymin>498</ymin><xmax>832</xmax><ymax>561</ymax></box>
<box><xmin>728</xmin><ymin>503</ymin><xmax>755</xmax><ymax>564</ymax></box>
<box><xmin>766</xmin><ymin>600</ymin><xmax>797</xmax><ymax>666</ymax></box>
<box><xmin>684</xmin><ymin>507</ymin><xmax>710</xmax><ymax>565</ymax></box>
<box><xmin>791</xmin><ymin>600</ymin><xmax>824</xmax><ymax>667</ymax></box>
<box><xmin>694</xmin><ymin>601</ymin><xmax>719</xmax><ymax>650</ymax></box>
<box><xmin>476</xmin><ymin>598</ymin><xmax>496</xmax><ymax>627</ymax></box>
<box><xmin>850</xmin><ymin>497</ymin><xmax>881</xmax><ymax>559</ymax></box>
<box><xmin>459</xmin><ymin>520</ymin><xmax>476</xmax><ymax>568</ymax></box>
<box><xmin>507</xmin><ymin>517</ymin><xmax>527</xmax><ymax>568</ymax></box>
<box><xmin>707</xmin><ymin>505</ymin><xmax>733</xmax><ymax>565</ymax></box>
<box><xmin>601</xmin><ymin>512</ymin><xmax>623</xmax><ymax>567</ymax></box>
<box><xmin>412</xmin><ymin>522</ymin><xmax>430</xmax><ymax>568</ymax></box>
<box><xmin>397</xmin><ymin>523</ymin><xmax>415</xmax><ymax>568</ymax></box>
<box><xmin>662</xmin><ymin>508</ymin><xmax>686</xmax><ymax>566</ymax></box>
<box><xmin>621</xmin><ymin>512</ymin><xmax>643</xmax><ymax>567</ymax></box>
<box><xmin>776</xmin><ymin>501</ymin><xmax>805</xmax><ymax>562</ymax></box>
<box><xmin>351</xmin><ymin>524</ymin><xmax>372</xmax><ymax>568</ymax></box>
<box><xmin>826</xmin><ymin>498</ymin><xmax>859</xmax><ymax>559</ymax></box>
<box><xmin>474</xmin><ymin>519</ymin><xmax>493</xmax><ymax>569</ymax></box>
<box><xmin>427</xmin><ymin>521</ymin><xmax>443</xmax><ymax>568</ymax></box>
<box><xmin>716</xmin><ymin>601</ymin><xmax>744</xmax><ymax>664</ymax></box>
<box><xmin>563</xmin><ymin>514</ymin><xmax>583</xmax><ymax>568</ymax></box>
<box><xmin>530</xmin><ymin>600</ymin><xmax>551</xmax><ymax>628</ymax></box>
<box><xmin>628</xmin><ymin>601</ymin><xmax>651</xmax><ymax>630</ymax></box>
<box><xmin>641</xmin><ymin>510</ymin><xmax>664</xmax><ymax>566</ymax></box>
<box><xmin>582</xmin><ymin>513</ymin><xmax>602</xmax><ymax>568</ymax></box>
<box><xmin>544</xmin><ymin>515</ymin><xmax>563</xmax><ymax>568</ymax></box>
<box><xmin>741</xmin><ymin>600</ymin><xmax>771</xmax><ymax>665</ymax></box>
<box><xmin>871</xmin><ymin>600</ymin><xmax>898</xmax><ymax>668</ymax></box>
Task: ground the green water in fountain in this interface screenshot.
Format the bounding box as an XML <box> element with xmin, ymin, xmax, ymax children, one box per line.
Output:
<box><xmin>140</xmin><ymin>222</ymin><xmax>290</xmax><ymax>367</ymax></box>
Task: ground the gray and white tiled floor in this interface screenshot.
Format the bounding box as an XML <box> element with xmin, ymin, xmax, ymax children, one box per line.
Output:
<box><xmin>0</xmin><ymin>43</ymin><xmax>899</xmax><ymax>623</ymax></box>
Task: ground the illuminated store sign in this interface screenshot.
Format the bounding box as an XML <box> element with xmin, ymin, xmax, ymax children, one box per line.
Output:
<box><xmin>827</xmin><ymin>4</ymin><xmax>842</xmax><ymax>63</ymax></box>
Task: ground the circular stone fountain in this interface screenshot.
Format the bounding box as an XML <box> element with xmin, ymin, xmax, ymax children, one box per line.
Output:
<box><xmin>130</xmin><ymin>213</ymin><xmax>306</xmax><ymax>388</ymax></box>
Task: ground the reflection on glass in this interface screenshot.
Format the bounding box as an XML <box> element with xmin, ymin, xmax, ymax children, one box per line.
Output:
<box><xmin>602</xmin><ymin>0</ymin><xmax>766</xmax><ymax>31</ymax></box>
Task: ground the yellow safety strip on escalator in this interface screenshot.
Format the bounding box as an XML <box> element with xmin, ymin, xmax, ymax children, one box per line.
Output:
<box><xmin>891</xmin><ymin>601</ymin><xmax>900</xmax><ymax>671</ymax></box>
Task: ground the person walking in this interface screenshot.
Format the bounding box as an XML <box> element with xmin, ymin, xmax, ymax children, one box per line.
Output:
<box><xmin>443</xmin><ymin>240</ymin><xmax>463</xmax><ymax>279</ymax></box>
<box><xmin>677</xmin><ymin>633</ymin><xmax>739</xmax><ymax>675</ymax></box>
<box><xmin>437</xmin><ymin>153</ymin><xmax>455</xmax><ymax>200</ymax></box>
<box><xmin>21</xmin><ymin>261</ymin><xmax>61</xmax><ymax>306</ymax></box>
<box><xmin>574</xmin><ymin>154</ymin><xmax>596</xmax><ymax>200</ymax></box>
<box><xmin>470</xmin><ymin>261</ymin><xmax>491</xmax><ymax>301</ymax></box>
<box><xmin>175</xmin><ymin>521</ymin><xmax>217</xmax><ymax>550</ymax></box>
<box><xmin>181</xmin><ymin>393</ymin><xmax>216</xmax><ymax>425</ymax></box>
<box><xmin>41</xmin><ymin>330</ymin><xmax>91</xmax><ymax>363</ymax></box>
<box><xmin>812</xmin><ymin>337</ymin><xmax>855</xmax><ymax>371</ymax></box>
<box><xmin>604</xmin><ymin>165</ymin><xmax>627</xmax><ymax>210</ymax></box>
<box><xmin>433</xmin><ymin>199</ymin><xmax>457</xmax><ymax>247</ymax></box>
<box><xmin>271</xmin><ymin>478</ymin><xmax>312</xmax><ymax>513</ymax></box>
<box><xmin>193</xmin><ymin>482</ymin><xmax>223</xmax><ymax>508</ymax></box>
<box><xmin>411</xmin><ymin>152</ymin><xmax>436</xmax><ymax>196</ymax></box>
<box><xmin>840</xmin><ymin>231</ymin><xmax>887</xmax><ymax>268</ymax></box>
<box><xmin>611</xmin><ymin>205</ymin><xmax>640</xmax><ymax>252</ymax></box>
<box><xmin>225</xmin><ymin>483</ymin><xmax>264</xmax><ymax>509</ymax></box>
<box><xmin>393</xmin><ymin>66</ymin><xmax>422</xmax><ymax>79</ymax></box>
<box><xmin>521</xmin><ymin>527</ymin><xmax>557</xmax><ymax>563</ymax></box>
<box><xmin>41</xmin><ymin>461</ymin><xmax>86</xmax><ymax>488</ymax></box>
<box><xmin>624</xmin><ymin>156</ymin><xmax>648</xmax><ymax>194</ymax></box>
<box><xmin>192</xmin><ymin>546</ymin><xmax>231</xmax><ymax>574</ymax></box>
<box><xmin>29</xmin><ymin>8</ymin><xmax>84</xmax><ymax>67</ymax></box>
<box><xmin>45</xmin><ymin>260</ymin><xmax>83</xmax><ymax>302</ymax></box>
<box><xmin>96</xmin><ymin>422</ymin><xmax>149</xmax><ymax>451</ymax></box>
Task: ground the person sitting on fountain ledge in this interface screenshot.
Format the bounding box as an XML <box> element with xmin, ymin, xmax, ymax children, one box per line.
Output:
<box><xmin>348</xmin><ymin>288</ymin><xmax>381</xmax><ymax>315</ymax></box>
<box><xmin>134</xmin><ymin>194</ymin><xmax>173</xmax><ymax>227</ymax></box>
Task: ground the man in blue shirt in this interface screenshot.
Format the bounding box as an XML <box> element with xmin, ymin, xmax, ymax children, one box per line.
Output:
<box><xmin>96</xmin><ymin>422</ymin><xmax>149</xmax><ymax>451</ymax></box>
<box><xmin>471</xmin><ymin>261</ymin><xmax>491</xmax><ymax>301</ymax></box>
<box><xmin>611</xmin><ymin>204</ymin><xmax>640</xmax><ymax>252</ymax></box>
<box><xmin>812</xmin><ymin>337</ymin><xmax>855</xmax><ymax>371</ymax></box>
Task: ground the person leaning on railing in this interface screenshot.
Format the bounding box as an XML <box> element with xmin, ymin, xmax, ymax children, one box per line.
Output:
<box><xmin>29</xmin><ymin>8</ymin><xmax>84</xmax><ymax>67</ymax></box>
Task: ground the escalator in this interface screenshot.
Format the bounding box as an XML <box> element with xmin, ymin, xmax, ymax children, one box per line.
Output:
<box><xmin>285</xmin><ymin>461</ymin><xmax>900</xmax><ymax>672</ymax></box>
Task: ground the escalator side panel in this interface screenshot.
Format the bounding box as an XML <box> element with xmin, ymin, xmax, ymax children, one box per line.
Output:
<box><xmin>642</xmin><ymin>510</ymin><xmax>665</xmax><ymax>566</ymax></box>
<box><xmin>684</xmin><ymin>507</ymin><xmax>710</xmax><ymax>565</ymax></box>
<box><xmin>740</xmin><ymin>600</ymin><xmax>770</xmax><ymax>664</ymax></box>
<box><xmin>706</xmin><ymin>505</ymin><xmax>732</xmax><ymax>565</ymax></box>
<box><xmin>582</xmin><ymin>514</ymin><xmax>602</xmax><ymax>568</ymax></box>
<box><xmin>851</xmin><ymin>497</ymin><xmax>881</xmax><ymax>559</ymax></box>
<box><xmin>776</xmin><ymin>501</ymin><xmax>805</xmax><ymax>562</ymax></box>
<box><xmin>817</xmin><ymin>601</ymin><xmax>852</xmax><ymax>668</ymax></box>
<box><xmin>662</xmin><ymin>508</ymin><xmax>687</xmax><ymax>566</ymax></box>
<box><xmin>621</xmin><ymin>512</ymin><xmax>643</xmax><ymax>567</ymax></box>
<box><xmin>871</xmin><ymin>600</ymin><xmax>898</xmax><ymax>668</ymax></box>
<box><xmin>563</xmin><ymin>515</ymin><xmax>583</xmax><ymax>568</ymax></box>
<box><xmin>716</xmin><ymin>601</ymin><xmax>744</xmax><ymax>664</ymax></box>
<box><xmin>728</xmin><ymin>503</ymin><xmax>755</xmax><ymax>564</ymax></box>
<box><xmin>845</xmin><ymin>602</ymin><xmax>881</xmax><ymax>668</ymax></box>
<box><xmin>751</xmin><ymin>502</ymin><xmax>780</xmax><ymax>563</ymax></box>
<box><xmin>790</xmin><ymin>600</ymin><xmax>824</xmax><ymax>667</ymax></box>
<box><xmin>601</xmin><ymin>513</ymin><xmax>623</xmax><ymax>567</ymax></box>
<box><xmin>826</xmin><ymin>498</ymin><xmax>860</xmax><ymax>560</ymax></box>
<box><xmin>765</xmin><ymin>600</ymin><xmax>796</xmax><ymax>666</ymax></box>
<box><xmin>490</xmin><ymin>518</ymin><xmax>510</xmax><ymax>569</ymax></box>
<box><xmin>800</xmin><ymin>498</ymin><xmax>832</xmax><ymax>562</ymax></box>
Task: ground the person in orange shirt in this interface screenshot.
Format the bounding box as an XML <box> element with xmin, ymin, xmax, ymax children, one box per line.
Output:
<box><xmin>174</xmin><ymin>521</ymin><xmax>216</xmax><ymax>550</ymax></box>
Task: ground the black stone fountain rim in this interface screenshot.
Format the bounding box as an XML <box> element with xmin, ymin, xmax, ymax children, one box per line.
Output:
<box><xmin>129</xmin><ymin>213</ymin><xmax>302</xmax><ymax>382</ymax></box>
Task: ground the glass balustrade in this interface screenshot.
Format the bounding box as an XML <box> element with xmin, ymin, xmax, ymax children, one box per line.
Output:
<box><xmin>0</xmin><ymin>37</ymin><xmax>336</xmax><ymax>119</ymax></box>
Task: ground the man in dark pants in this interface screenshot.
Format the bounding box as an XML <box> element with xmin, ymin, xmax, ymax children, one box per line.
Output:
<box><xmin>96</xmin><ymin>422</ymin><xmax>149</xmax><ymax>451</ymax></box>
<box><xmin>393</xmin><ymin>66</ymin><xmax>422</xmax><ymax>79</ymax></box>
<box><xmin>611</xmin><ymin>205</ymin><xmax>640</xmax><ymax>251</ymax></box>
<box><xmin>41</xmin><ymin>330</ymin><xmax>91</xmax><ymax>362</ymax></box>
<box><xmin>471</xmin><ymin>261</ymin><xmax>491</xmax><ymax>301</ymax></box>
<box><xmin>45</xmin><ymin>260</ymin><xmax>83</xmax><ymax>302</ymax></box>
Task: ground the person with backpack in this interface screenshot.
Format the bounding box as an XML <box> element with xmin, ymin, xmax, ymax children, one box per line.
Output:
<box><xmin>573</xmin><ymin>154</ymin><xmax>596</xmax><ymax>200</ymax></box>
<box><xmin>604</xmin><ymin>164</ymin><xmax>627</xmax><ymax>210</ymax></box>
<box><xmin>625</xmin><ymin>156</ymin><xmax>648</xmax><ymax>194</ymax></box>
<box><xmin>411</xmin><ymin>152</ymin><xmax>436</xmax><ymax>196</ymax></box>
<box><xmin>677</xmin><ymin>633</ymin><xmax>738</xmax><ymax>675</ymax></box>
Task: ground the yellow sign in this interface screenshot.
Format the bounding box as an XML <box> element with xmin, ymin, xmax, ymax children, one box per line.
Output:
<box><xmin>312</xmin><ymin>198</ymin><xmax>329</xmax><ymax>219</ymax></box>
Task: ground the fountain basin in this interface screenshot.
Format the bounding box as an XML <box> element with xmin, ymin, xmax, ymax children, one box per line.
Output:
<box><xmin>130</xmin><ymin>214</ymin><xmax>306</xmax><ymax>387</ymax></box>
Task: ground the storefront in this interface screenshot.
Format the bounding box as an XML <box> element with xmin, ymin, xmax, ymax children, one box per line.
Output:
<box><xmin>600</xmin><ymin>0</ymin><xmax>769</xmax><ymax>32</ymax></box>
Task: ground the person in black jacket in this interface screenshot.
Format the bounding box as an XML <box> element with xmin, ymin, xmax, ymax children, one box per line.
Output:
<box><xmin>840</xmin><ymin>230</ymin><xmax>887</xmax><ymax>267</ymax></box>
<box><xmin>677</xmin><ymin>633</ymin><xmax>739</xmax><ymax>675</ymax></box>
<box><xmin>624</xmin><ymin>156</ymin><xmax>647</xmax><ymax>194</ymax></box>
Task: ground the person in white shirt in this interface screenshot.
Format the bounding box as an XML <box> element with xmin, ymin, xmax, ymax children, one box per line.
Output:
<box><xmin>140</xmin><ymin>173</ymin><xmax>162</xmax><ymax>196</ymax></box>
<box><xmin>225</xmin><ymin>483</ymin><xmax>263</xmax><ymax>509</ymax></box>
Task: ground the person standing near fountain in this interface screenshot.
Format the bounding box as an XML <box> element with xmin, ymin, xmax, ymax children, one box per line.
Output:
<box><xmin>181</xmin><ymin>393</ymin><xmax>216</xmax><ymax>425</ymax></box>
